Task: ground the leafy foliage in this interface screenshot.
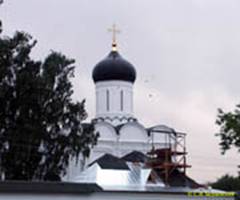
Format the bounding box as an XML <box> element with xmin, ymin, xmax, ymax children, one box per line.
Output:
<box><xmin>211</xmin><ymin>174</ymin><xmax>240</xmax><ymax>191</ymax></box>
<box><xmin>0</xmin><ymin>28</ymin><xmax>98</xmax><ymax>180</ymax></box>
<box><xmin>216</xmin><ymin>106</ymin><xmax>240</xmax><ymax>154</ymax></box>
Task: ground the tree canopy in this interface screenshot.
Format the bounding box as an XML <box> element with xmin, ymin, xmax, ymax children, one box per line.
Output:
<box><xmin>0</xmin><ymin>10</ymin><xmax>98</xmax><ymax>181</ymax></box>
<box><xmin>214</xmin><ymin>104</ymin><xmax>240</xmax><ymax>191</ymax></box>
<box><xmin>216</xmin><ymin>106</ymin><xmax>240</xmax><ymax>154</ymax></box>
<box><xmin>211</xmin><ymin>174</ymin><xmax>240</xmax><ymax>191</ymax></box>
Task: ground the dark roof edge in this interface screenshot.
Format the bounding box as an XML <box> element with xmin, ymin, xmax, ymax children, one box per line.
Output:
<box><xmin>0</xmin><ymin>181</ymin><xmax>102</xmax><ymax>194</ymax></box>
<box><xmin>0</xmin><ymin>181</ymin><xmax>222</xmax><ymax>196</ymax></box>
<box><xmin>100</xmin><ymin>189</ymin><xmax>192</xmax><ymax>195</ymax></box>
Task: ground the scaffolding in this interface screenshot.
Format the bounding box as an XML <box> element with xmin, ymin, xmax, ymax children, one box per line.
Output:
<box><xmin>146</xmin><ymin>126</ymin><xmax>191</xmax><ymax>186</ymax></box>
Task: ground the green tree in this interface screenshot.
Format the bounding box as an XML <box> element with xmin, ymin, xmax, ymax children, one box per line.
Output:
<box><xmin>216</xmin><ymin>106</ymin><xmax>240</xmax><ymax>154</ymax></box>
<box><xmin>0</xmin><ymin>15</ymin><xmax>98</xmax><ymax>180</ymax></box>
<box><xmin>215</xmin><ymin>105</ymin><xmax>240</xmax><ymax>191</ymax></box>
<box><xmin>211</xmin><ymin>174</ymin><xmax>240</xmax><ymax>191</ymax></box>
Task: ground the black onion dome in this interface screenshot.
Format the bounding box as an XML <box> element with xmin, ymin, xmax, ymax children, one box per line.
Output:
<box><xmin>92</xmin><ymin>50</ymin><xmax>136</xmax><ymax>83</ymax></box>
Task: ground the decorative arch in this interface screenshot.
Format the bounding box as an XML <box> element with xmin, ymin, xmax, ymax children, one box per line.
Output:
<box><xmin>119</xmin><ymin>121</ymin><xmax>149</xmax><ymax>142</ymax></box>
<box><xmin>95</xmin><ymin>121</ymin><xmax>117</xmax><ymax>141</ymax></box>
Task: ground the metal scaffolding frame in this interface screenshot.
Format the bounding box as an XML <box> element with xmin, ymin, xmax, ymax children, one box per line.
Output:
<box><xmin>146</xmin><ymin>126</ymin><xmax>191</xmax><ymax>186</ymax></box>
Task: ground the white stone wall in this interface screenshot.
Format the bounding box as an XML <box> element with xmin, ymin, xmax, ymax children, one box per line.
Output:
<box><xmin>119</xmin><ymin>122</ymin><xmax>148</xmax><ymax>142</ymax></box>
<box><xmin>88</xmin><ymin>121</ymin><xmax>151</xmax><ymax>164</ymax></box>
<box><xmin>95</xmin><ymin>81</ymin><xmax>134</xmax><ymax>125</ymax></box>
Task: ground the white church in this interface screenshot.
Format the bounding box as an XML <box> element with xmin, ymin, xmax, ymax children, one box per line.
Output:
<box><xmin>66</xmin><ymin>27</ymin><xmax>201</xmax><ymax>188</ymax></box>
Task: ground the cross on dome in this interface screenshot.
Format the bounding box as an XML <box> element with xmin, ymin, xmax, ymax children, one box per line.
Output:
<box><xmin>108</xmin><ymin>24</ymin><xmax>121</xmax><ymax>51</ymax></box>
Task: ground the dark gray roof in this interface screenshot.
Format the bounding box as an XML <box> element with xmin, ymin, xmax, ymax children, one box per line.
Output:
<box><xmin>154</xmin><ymin>169</ymin><xmax>202</xmax><ymax>188</ymax></box>
<box><xmin>0</xmin><ymin>181</ymin><xmax>215</xmax><ymax>195</ymax></box>
<box><xmin>0</xmin><ymin>181</ymin><xmax>102</xmax><ymax>194</ymax></box>
<box><xmin>89</xmin><ymin>153</ymin><xmax>129</xmax><ymax>170</ymax></box>
<box><xmin>122</xmin><ymin>151</ymin><xmax>148</xmax><ymax>163</ymax></box>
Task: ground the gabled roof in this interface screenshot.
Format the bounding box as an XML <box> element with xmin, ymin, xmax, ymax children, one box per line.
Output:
<box><xmin>154</xmin><ymin>169</ymin><xmax>202</xmax><ymax>188</ymax></box>
<box><xmin>122</xmin><ymin>151</ymin><xmax>148</xmax><ymax>163</ymax></box>
<box><xmin>89</xmin><ymin>154</ymin><xmax>129</xmax><ymax>170</ymax></box>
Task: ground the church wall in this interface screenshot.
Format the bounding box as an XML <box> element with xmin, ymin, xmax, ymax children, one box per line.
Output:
<box><xmin>95</xmin><ymin>80</ymin><xmax>134</xmax><ymax>121</ymax></box>
<box><xmin>119</xmin><ymin>122</ymin><xmax>148</xmax><ymax>142</ymax></box>
<box><xmin>94</xmin><ymin>122</ymin><xmax>117</xmax><ymax>141</ymax></box>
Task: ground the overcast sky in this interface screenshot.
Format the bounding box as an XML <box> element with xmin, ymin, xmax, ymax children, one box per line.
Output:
<box><xmin>1</xmin><ymin>0</ymin><xmax>240</xmax><ymax>183</ymax></box>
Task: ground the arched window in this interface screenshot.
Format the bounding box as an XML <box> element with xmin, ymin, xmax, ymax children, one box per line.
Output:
<box><xmin>106</xmin><ymin>89</ymin><xmax>110</xmax><ymax>111</ymax></box>
<box><xmin>120</xmin><ymin>90</ymin><xmax>124</xmax><ymax>111</ymax></box>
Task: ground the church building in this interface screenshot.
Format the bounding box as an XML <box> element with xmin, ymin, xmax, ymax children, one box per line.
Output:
<box><xmin>89</xmin><ymin>25</ymin><xmax>178</xmax><ymax>163</ymax></box>
<box><xmin>66</xmin><ymin>26</ymin><xmax>230</xmax><ymax>196</ymax></box>
<box><xmin>67</xmin><ymin>26</ymin><xmax>198</xmax><ymax>187</ymax></box>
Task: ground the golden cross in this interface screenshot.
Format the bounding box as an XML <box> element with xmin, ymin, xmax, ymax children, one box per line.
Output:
<box><xmin>108</xmin><ymin>24</ymin><xmax>120</xmax><ymax>50</ymax></box>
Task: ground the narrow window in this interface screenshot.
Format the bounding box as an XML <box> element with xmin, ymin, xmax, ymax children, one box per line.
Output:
<box><xmin>120</xmin><ymin>90</ymin><xmax>124</xmax><ymax>111</ymax></box>
<box><xmin>106</xmin><ymin>90</ymin><xmax>110</xmax><ymax>111</ymax></box>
